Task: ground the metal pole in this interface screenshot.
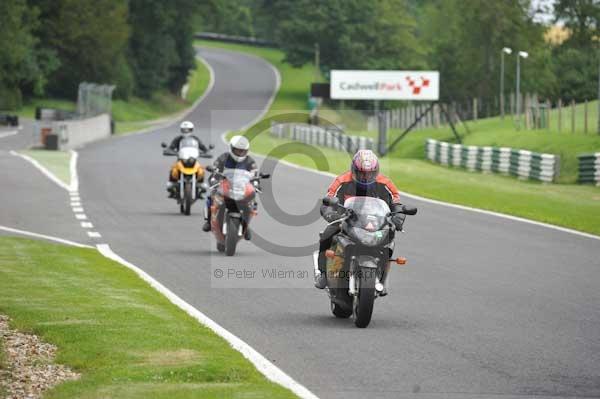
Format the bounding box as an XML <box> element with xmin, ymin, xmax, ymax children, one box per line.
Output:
<box><xmin>501</xmin><ymin>51</ymin><xmax>505</xmax><ymax>119</ymax></box>
<box><xmin>314</xmin><ymin>43</ymin><xmax>320</xmax><ymax>82</ymax></box>
<box><xmin>516</xmin><ymin>55</ymin><xmax>521</xmax><ymax>130</ymax></box>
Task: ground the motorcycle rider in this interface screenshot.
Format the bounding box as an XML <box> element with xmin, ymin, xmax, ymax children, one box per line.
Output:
<box><xmin>315</xmin><ymin>149</ymin><xmax>406</xmax><ymax>289</ymax></box>
<box><xmin>166</xmin><ymin>121</ymin><xmax>209</xmax><ymax>198</ymax></box>
<box><xmin>202</xmin><ymin>135</ymin><xmax>258</xmax><ymax>238</ymax></box>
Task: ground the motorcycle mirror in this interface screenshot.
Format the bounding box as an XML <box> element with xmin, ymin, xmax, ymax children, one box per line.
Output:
<box><xmin>259</xmin><ymin>173</ymin><xmax>271</xmax><ymax>179</ymax></box>
<box><xmin>161</xmin><ymin>142</ymin><xmax>167</xmax><ymax>148</ymax></box>
<box><xmin>401</xmin><ymin>205</ymin><xmax>417</xmax><ymax>215</ymax></box>
<box><xmin>208</xmin><ymin>144</ymin><xmax>215</xmax><ymax>149</ymax></box>
<box><xmin>205</xmin><ymin>165</ymin><xmax>215</xmax><ymax>172</ymax></box>
<box><xmin>322</xmin><ymin>196</ymin><xmax>339</xmax><ymax>207</ymax></box>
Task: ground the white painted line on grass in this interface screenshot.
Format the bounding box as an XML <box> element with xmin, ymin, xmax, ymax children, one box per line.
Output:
<box><xmin>72</xmin><ymin>207</ymin><xmax>84</xmax><ymax>213</ymax></box>
<box><xmin>96</xmin><ymin>243</ymin><xmax>318</xmax><ymax>399</ymax></box>
<box><xmin>0</xmin><ymin>130</ymin><xmax>18</xmax><ymax>139</ymax></box>
<box><xmin>0</xmin><ymin>225</ymin><xmax>93</xmax><ymax>248</ymax></box>
<box><xmin>87</xmin><ymin>232</ymin><xmax>102</xmax><ymax>238</ymax></box>
<box><xmin>74</xmin><ymin>214</ymin><xmax>87</xmax><ymax>220</ymax></box>
<box><xmin>80</xmin><ymin>222</ymin><xmax>93</xmax><ymax>228</ymax></box>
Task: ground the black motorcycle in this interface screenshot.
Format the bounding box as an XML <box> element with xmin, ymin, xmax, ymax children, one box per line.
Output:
<box><xmin>316</xmin><ymin>196</ymin><xmax>417</xmax><ymax>328</ymax></box>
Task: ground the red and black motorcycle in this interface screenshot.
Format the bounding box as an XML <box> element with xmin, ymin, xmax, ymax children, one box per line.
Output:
<box><xmin>205</xmin><ymin>166</ymin><xmax>270</xmax><ymax>256</ymax></box>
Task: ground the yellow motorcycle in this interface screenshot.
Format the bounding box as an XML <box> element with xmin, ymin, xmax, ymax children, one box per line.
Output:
<box><xmin>162</xmin><ymin>138</ymin><xmax>213</xmax><ymax>215</ymax></box>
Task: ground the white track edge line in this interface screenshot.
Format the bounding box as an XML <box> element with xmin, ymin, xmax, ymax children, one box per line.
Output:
<box><xmin>10</xmin><ymin>150</ymin><xmax>70</xmax><ymax>192</ymax></box>
<box><xmin>0</xmin><ymin>225</ymin><xmax>93</xmax><ymax>248</ymax></box>
<box><xmin>96</xmin><ymin>243</ymin><xmax>318</xmax><ymax>399</ymax></box>
<box><xmin>0</xmin><ymin>130</ymin><xmax>19</xmax><ymax>139</ymax></box>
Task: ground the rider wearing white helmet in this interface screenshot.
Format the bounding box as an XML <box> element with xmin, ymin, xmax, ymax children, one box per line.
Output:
<box><xmin>166</xmin><ymin>121</ymin><xmax>208</xmax><ymax>197</ymax></box>
<box><xmin>202</xmin><ymin>135</ymin><xmax>258</xmax><ymax>235</ymax></box>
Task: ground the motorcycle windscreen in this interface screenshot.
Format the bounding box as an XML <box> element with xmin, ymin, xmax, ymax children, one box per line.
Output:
<box><xmin>178</xmin><ymin>146</ymin><xmax>200</xmax><ymax>160</ymax></box>
<box><xmin>222</xmin><ymin>169</ymin><xmax>253</xmax><ymax>201</ymax></box>
<box><xmin>343</xmin><ymin>197</ymin><xmax>390</xmax><ymax>231</ymax></box>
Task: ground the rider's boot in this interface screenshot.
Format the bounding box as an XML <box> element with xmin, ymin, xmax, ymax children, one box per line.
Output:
<box><xmin>202</xmin><ymin>205</ymin><xmax>211</xmax><ymax>232</ymax></box>
<box><xmin>314</xmin><ymin>250</ymin><xmax>328</xmax><ymax>289</ymax></box>
<box><xmin>166</xmin><ymin>182</ymin><xmax>177</xmax><ymax>198</ymax></box>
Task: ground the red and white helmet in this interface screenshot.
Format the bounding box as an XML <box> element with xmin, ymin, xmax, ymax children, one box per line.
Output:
<box><xmin>351</xmin><ymin>150</ymin><xmax>379</xmax><ymax>186</ymax></box>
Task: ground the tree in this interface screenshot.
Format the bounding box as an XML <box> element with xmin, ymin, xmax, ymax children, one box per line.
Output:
<box><xmin>0</xmin><ymin>0</ymin><xmax>58</xmax><ymax>109</ymax></box>
<box><xmin>421</xmin><ymin>0</ymin><xmax>552</xmax><ymax>101</ymax></box>
<box><xmin>554</xmin><ymin>0</ymin><xmax>599</xmax><ymax>47</ymax></box>
<box><xmin>276</xmin><ymin>0</ymin><xmax>424</xmax><ymax>72</ymax></box>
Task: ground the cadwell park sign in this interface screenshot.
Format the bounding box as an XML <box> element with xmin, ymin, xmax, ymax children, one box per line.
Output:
<box><xmin>330</xmin><ymin>70</ymin><xmax>440</xmax><ymax>101</ymax></box>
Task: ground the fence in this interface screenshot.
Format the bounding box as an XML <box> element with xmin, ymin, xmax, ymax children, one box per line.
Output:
<box><xmin>425</xmin><ymin>139</ymin><xmax>560</xmax><ymax>183</ymax></box>
<box><xmin>270</xmin><ymin>122</ymin><xmax>374</xmax><ymax>153</ymax></box>
<box><xmin>77</xmin><ymin>82</ymin><xmax>115</xmax><ymax>117</ymax></box>
<box><xmin>578</xmin><ymin>153</ymin><xmax>600</xmax><ymax>185</ymax></box>
<box><xmin>368</xmin><ymin>94</ymin><xmax>599</xmax><ymax>134</ymax></box>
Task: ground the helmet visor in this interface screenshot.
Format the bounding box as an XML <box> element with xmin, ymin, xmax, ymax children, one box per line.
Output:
<box><xmin>181</xmin><ymin>127</ymin><xmax>193</xmax><ymax>134</ymax></box>
<box><xmin>354</xmin><ymin>170</ymin><xmax>378</xmax><ymax>184</ymax></box>
<box><xmin>232</xmin><ymin>148</ymin><xmax>248</xmax><ymax>158</ymax></box>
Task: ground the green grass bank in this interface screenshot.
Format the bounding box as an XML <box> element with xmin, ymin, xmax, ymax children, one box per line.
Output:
<box><xmin>0</xmin><ymin>237</ymin><xmax>296</xmax><ymax>398</ymax></box>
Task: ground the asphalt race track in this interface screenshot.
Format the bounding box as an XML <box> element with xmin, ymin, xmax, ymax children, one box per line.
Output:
<box><xmin>2</xmin><ymin>47</ymin><xmax>600</xmax><ymax>399</ymax></box>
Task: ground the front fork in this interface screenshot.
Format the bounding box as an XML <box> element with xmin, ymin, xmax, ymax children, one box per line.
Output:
<box><xmin>347</xmin><ymin>256</ymin><xmax>387</xmax><ymax>297</ymax></box>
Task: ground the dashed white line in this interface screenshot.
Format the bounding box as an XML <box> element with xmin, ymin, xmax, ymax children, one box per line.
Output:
<box><xmin>74</xmin><ymin>214</ymin><xmax>87</xmax><ymax>220</ymax></box>
<box><xmin>70</xmin><ymin>202</ymin><xmax>81</xmax><ymax>207</ymax></box>
<box><xmin>87</xmin><ymin>231</ymin><xmax>102</xmax><ymax>238</ymax></box>
<box><xmin>81</xmin><ymin>222</ymin><xmax>93</xmax><ymax>228</ymax></box>
<box><xmin>72</xmin><ymin>207</ymin><xmax>84</xmax><ymax>213</ymax></box>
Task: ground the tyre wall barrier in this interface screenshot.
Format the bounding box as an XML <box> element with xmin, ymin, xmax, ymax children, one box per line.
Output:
<box><xmin>425</xmin><ymin>138</ymin><xmax>560</xmax><ymax>183</ymax></box>
<box><xmin>578</xmin><ymin>153</ymin><xmax>600</xmax><ymax>185</ymax></box>
<box><xmin>270</xmin><ymin>122</ymin><xmax>374</xmax><ymax>153</ymax></box>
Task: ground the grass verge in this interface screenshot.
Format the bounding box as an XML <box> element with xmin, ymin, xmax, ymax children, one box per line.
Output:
<box><xmin>201</xmin><ymin>40</ymin><xmax>600</xmax><ymax>235</ymax></box>
<box><xmin>0</xmin><ymin>237</ymin><xmax>296</xmax><ymax>399</ymax></box>
<box><xmin>15</xmin><ymin>58</ymin><xmax>211</xmax><ymax>135</ymax></box>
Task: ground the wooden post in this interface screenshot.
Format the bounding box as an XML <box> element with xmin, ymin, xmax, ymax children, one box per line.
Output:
<box><xmin>571</xmin><ymin>100</ymin><xmax>576</xmax><ymax>134</ymax></box>
<box><xmin>524</xmin><ymin>94</ymin><xmax>530</xmax><ymax>130</ymax></box>
<box><xmin>558</xmin><ymin>99</ymin><xmax>562</xmax><ymax>133</ymax></box>
<box><xmin>546</xmin><ymin>100</ymin><xmax>551</xmax><ymax>130</ymax></box>
<box><xmin>473</xmin><ymin>98</ymin><xmax>478</xmax><ymax>121</ymax></box>
<box><xmin>584</xmin><ymin>100</ymin><xmax>588</xmax><ymax>134</ymax></box>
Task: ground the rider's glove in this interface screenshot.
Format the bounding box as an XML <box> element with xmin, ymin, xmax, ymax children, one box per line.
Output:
<box><xmin>391</xmin><ymin>213</ymin><xmax>406</xmax><ymax>231</ymax></box>
<box><xmin>323</xmin><ymin>209</ymin><xmax>341</xmax><ymax>223</ymax></box>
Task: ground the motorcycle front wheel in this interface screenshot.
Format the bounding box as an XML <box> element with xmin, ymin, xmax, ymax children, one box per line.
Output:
<box><xmin>353</xmin><ymin>269</ymin><xmax>376</xmax><ymax>328</ymax></box>
<box><xmin>183</xmin><ymin>183</ymin><xmax>192</xmax><ymax>215</ymax></box>
<box><xmin>225</xmin><ymin>217</ymin><xmax>240</xmax><ymax>256</ymax></box>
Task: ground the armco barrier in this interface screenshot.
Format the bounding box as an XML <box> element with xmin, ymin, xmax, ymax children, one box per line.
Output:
<box><xmin>578</xmin><ymin>153</ymin><xmax>600</xmax><ymax>185</ymax></box>
<box><xmin>425</xmin><ymin>139</ymin><xmax>560</xmax><ymax>183</ymax></box>
<box><xmin>270</xmin><ymin>122</ymin><xmax>374</xmax><ymax>153</ymax></box>
<box><xmin>34</xmin><ymin>114</ymin><xmax>111</xmax><ymax>150</ymax></box>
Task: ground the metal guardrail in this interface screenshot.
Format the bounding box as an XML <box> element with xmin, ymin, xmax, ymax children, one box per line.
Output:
<box><xmin>425</xmin><ymin>139</ymin><xmax>560</xmax><ymax>183</ymax></box>
<box><xmin>578</xmin><ymin>153</ymin><xmax>600</xmax><ymax>185</ymax></box>
<box><xmin>270</xmin><ymin>122</ymin><xmax>374</xmax><ymax>153</ymax></box>
<box><xmin>194</xmin><ymin>32</ymin><xmax>275</xmax><ymax>47</ymax></box>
